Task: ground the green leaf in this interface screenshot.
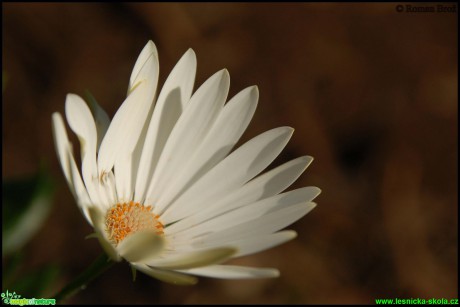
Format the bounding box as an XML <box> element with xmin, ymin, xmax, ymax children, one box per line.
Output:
<box><xmin>2</xmin><ymin>166</ymin><xmax>55</xmax><ymax>257</ymax></box>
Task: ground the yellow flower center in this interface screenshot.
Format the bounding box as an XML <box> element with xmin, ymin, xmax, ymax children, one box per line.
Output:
<box><xmin>105</xmin><ymin>202</ymin><xmax>164</xmax><ymax>245</ymax></box>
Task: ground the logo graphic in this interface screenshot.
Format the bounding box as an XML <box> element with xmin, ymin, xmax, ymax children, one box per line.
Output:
<box><xmin>1</xmin><ymin>290</ymin><xmax>21</xmax><ymax>304</ymax></box>
<box><xmin>1</xmin><ymin>290</ymin><xmax>55</xmax><ymax>306</ymax></box>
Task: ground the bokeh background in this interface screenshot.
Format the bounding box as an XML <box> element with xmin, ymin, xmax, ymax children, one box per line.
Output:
<box><xmin>2</xmin><ymin>2</ymin><xmax>458</xmax><ymax>304</ymax></box>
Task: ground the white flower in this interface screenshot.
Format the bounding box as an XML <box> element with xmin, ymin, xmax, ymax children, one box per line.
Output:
<box><xmin>52</xmin><ymin>40</ymin><xmax>320</xmax><ymax>285</ymax></box>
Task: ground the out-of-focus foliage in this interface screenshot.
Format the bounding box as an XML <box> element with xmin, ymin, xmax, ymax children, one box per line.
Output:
<box><xmin>2</xmin><ymin>167</ymin><xmax>55</xmax><ymax>257</ymax></box>
<box><xmin>3</xmin><ymin>262</ymin><xmax>60</xmax><ymax>298</ymax></box>
<box><xmin>2</xmin><ymin>167</ymin><xmax>58</xmax><ymax>298</ymax></box>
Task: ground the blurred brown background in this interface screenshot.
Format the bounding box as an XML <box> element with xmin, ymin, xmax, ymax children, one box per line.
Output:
<box><xmin>2</xmin><ymin>2</ymin><xmax>458</xmax><ymax>304</ymax></box>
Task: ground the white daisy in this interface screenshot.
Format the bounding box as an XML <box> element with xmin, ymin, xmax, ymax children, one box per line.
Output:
<box><xmin>52</xmin><ymin>40</ymin><xmax>320</xmax><ymax>285</ymax></box>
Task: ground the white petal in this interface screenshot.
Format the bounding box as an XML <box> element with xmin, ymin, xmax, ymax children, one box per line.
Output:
<box><xmin>116</xmin><ymin>230</ymin><xmax>165</xmax><ymax>263</ymax></box>
<box><xmin>95</xmin><ymin>170</ymin><xmax>117</xmax><ymax>210</ymax></box>
<box><xmin>195</xmin><ymin>202</ymin><xmax>316</xmax><ymax>247</ymax></box>
<box><xmin>133</xmin><ymin>263</ymin><xmax>198</xmax><ymax>285</ymax></box>
<box><xmin>195</xmin><ymin>231</ymin><xmax>297</xmax><ymax>258</ymax></box>
<box><xmin>65</xmin><ymin>94</ymin><xmax>97</xmax><ymax>156</ymax></box>
<box><xmin>85</xmin><ymin>92</ymin><xmax>110</xmax><ymax>151</ymax></box>
<box><xmin>52</xmin><ymin>113</ymin><xmax>92</xmax><ymax>224</ymax></box>
<box><xmin>232</xmin><ymin>231</ymin><xmax>297</xmax><ymax>257</ymax></box>
<box><xmin>116</xmin><ymin>122</ymin><xmax>146</xmax><ymax>204</ymax></box>
<box><xmin>65</xmin><ymin>94</ymin><xmax>101</xmax><ymax>205</ymax></box>
<box><xmin>170</xmin><ymin>187</ymin><xmax>318</xmax><ymax>244</ymax></box>
<box><xmin>145</xmin><ymin>69</ymin><xmax>230</xmax><ymax>208</ymax></box>
<box><xmin>155</xmin><ymin>86</ymin><xmax>258</xmax><ymax>209</ymax></box>
<box><xmin>116</xmin><ymin>90</ymin><xmax>157</xmax><ymax>204</ymax></box>
<box><xmin>129</xmin><ymin>40</ymin><xmax>159</xmax><ymax>92</ymax></box>
<box><xmin>134</xmin><ymin>49</ymin><xmax>197</xmax><ymax>203</ymax></box>
<box><xmin>166</xmin><ymin>156</ymin><xmax>315</xmax><ymax>235</ymax></box>
<box><xmin>52</xmin><ymin>113</ymin><xmax>73</xmax><ymax>184</ymax></box>
<box><xmin>160</xmin><ymin>127</ymin><xmax>294</xmax><ymax>223</ymax></box>
<box><xmin>114</xmin><ymin>152</ymin><xmax>134</xmax><ymax>203</ymax></box>
<box><xmin>179</xmin><ymin>265</ymin><xmax>279</xmax><ymax>279</ymax></box>
<box><xmin>67</xmin><ymin>149</ymin><xmax>94</xmax><ymax>224</ymax></box>
<box><xmin>145</xmin><ymin>247</ymin><xmax>236</xmax><ymax>270</ymax></box>
<box><xmin>129</xmin><ymin>124</ymin><xmax>150</xmax><ymax>203</ymax></box>
<box><xmin>112</xmin><ymin>42</ymin><xmax>160</xmax><ymax>202</ymax></box>
<box><xmin>88</xmin><ymin>206</ymin><xmax>121</xmax><ymax>262</ymax></box>
<box><xmin>98</xmin><ymin>44</ymin><xmax>159</xmax><ymax>175</ymax></box>
<box><xmin>266</xmin><ymin>187</ymin><xmax>320</xmax><ymax>213</ymax></box>
<box><xmin>97</xmin><ymin>81</ymin><xmax>148</xmax><ymax>174</ymax></box>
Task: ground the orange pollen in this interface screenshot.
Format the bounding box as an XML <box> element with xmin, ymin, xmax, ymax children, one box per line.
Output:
<box><xmin>105</xmin><ymin>201</ymin><xmax>164</xmax><ymax>245</ymax></box>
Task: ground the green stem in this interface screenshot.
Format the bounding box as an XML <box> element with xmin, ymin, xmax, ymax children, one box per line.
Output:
<box><xmin>53</xmin><ymin>253</ymin><xmax>115</xmax><ymax>303</ymax></box>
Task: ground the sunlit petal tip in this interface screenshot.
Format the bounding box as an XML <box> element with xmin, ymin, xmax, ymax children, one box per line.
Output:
<box><xmin>179</xmin><ymin>67</ymin><xmax>226</xmax><ymax>110</ymax></box>
<box><xmin>51</xmin><ymin>111</ymin><xmax>60</xmax><ymax>118</ymax></box>
<box><xmin>269</xmin><ymin>269</ymin><xmax>281</xmax><ymax>278</ymax></box>
<box><xmin>224</xmin><ymin>231</ymin><xmax>299</xmax><ymax>258</ymax></box>
<box><xmin>65</xmin><ymin>94</ymin><xmax>79</xmax><ymax>114</ymax></box>
<box><xmin>65</xmin><ymin>93</ymin><xmax>88</xmax><ymax>114</ymax></box>
<box><xmin>179</xmin><ymin>49</ymin><xmax>197</xmax><ymax>74</ymax></box>
<box><xmin>64</xmin><ymin>94</ymin><xmax>96</xmax><ymax>142</ymax></box>
<box><xmin>51</xmin><ymin>112</ymin><xmax>69</xmax><ymax>171</ymax></box>
<box><xmin>277</xmin><ymin>126</ymin><xmax>295</xmax><ymax>141</ymax></box>
<box><xmin>65</xmin><ymin>92</ymin><xmax>79</xmax><ymax>101</ymax></box>
<box><xmin>302</xmin><ymin>155</ymin><xmax>314</xmax><ymax>164</ymax></box>
<box><xmin>307</xmin><ymin>202</ymin><xmax>318</xmax><ymax>211</ymax></box>
<box><xmin>179</xmin><ymin>265</ymin><xmax>280</xmax><ymax>279</ymax></box>
<box><xmin>146</xmin><ymin>40</ymin><xmax>158</xmax><ymax>54</ymax></box>
<box><xmin>215</xmin><ymin>68</ymin><xmax>230</xmax><ymax>84</ymax></box>
<box><xmin>312</xmin><ymin>187</ymin><xmax>322</xmax><ymax>196</ymax></box>
<box><xmin>139</xmin><ymin>40</ymin><xmax>158</xmax><ymax>63</ymax></box>
<box><xmin>276</xmin><ymin>126</ymin><xmax>294</xmax><ymax>136</ymax></box>
<box><xmin>249</xmin><ymin>85</ymin><xmax>259</xmax><ymax>98</ymax></box>
<box><xmin>284</xmin><ymin>230</ymin><xmax>298</xmax><ymax>240</ymax></box>
<box><xmin>51</xmin><ymin>113</ymin><xmax>64</xmax><ymax>146</ymax></box>
<box><xmin>182</xmin><ymin>49</ymin><xmax>197</xmax><ymax>72</ymax></box>
<box><xmin>129</xmin><ymin>41</ymin><xmax>159</xmax><ymax>92</ymax></box>
<box><xmin>117</xmin><ymin>230</ymin><xmax>165</xmax><ymax>263</ymax></box>
<box><xmin>184</xmin><ymin>47</ymin><xmax>196</xmax><ymax>58</ymax></box>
